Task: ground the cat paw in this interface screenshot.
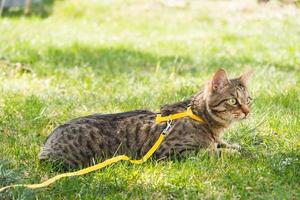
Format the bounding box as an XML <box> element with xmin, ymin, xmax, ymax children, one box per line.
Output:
<box><xmin>216</xmin><ymin>141</ymin><xmax>241</xmax><ymax>151</ymax></box>
<box><xmin>227</xmin><ymin>143</ymin><xmax>241</xmax><ymax>151</ymax></box>
<box><xmin>221</xmin><ymin>148</ymin><xmax>241</xmax><ymax>155</ymax></box>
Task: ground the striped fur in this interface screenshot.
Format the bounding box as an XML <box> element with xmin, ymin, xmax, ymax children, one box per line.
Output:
<box><xmin>39</xmin><ymin>69</ymin><xmax>252</xmax><ymax>169</ymax></box>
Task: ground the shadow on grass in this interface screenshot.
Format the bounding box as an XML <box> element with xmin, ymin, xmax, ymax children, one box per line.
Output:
<box><xmin>20</xmin><ymin>44</ymin><xmax>193</xmax><ymax>75</ymax></box>
<box><xmin>1</xmin><ymin>0</ymin><xmax>54</xmax><ymax>18</ymax></box>
<box><xmin>7</xmin><ymin>41</ymin><xmax>298</xmax><ymax>77</ymax></box>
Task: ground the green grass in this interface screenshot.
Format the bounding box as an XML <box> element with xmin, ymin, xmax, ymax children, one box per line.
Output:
<box><xmin>0</xmin><ymin>0</ymin><xmax>299</xmax><ymax>199</ymax></box>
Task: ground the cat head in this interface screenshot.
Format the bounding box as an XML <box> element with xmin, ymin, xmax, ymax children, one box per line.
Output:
<box><xmin>203</xmin><ymin>69</ymin><xmax>253</xmax><ymax>124</ymax></box>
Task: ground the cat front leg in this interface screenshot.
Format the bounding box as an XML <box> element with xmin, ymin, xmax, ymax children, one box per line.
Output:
<box><xmin>217</xmin><ymin>140</ymin><xmax>241</xmax><ymax>151</ymax></box>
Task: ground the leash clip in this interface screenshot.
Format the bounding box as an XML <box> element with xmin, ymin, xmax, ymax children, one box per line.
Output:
<box><xmin>162</xmin><ymin>120</ymin><xmax>173</xmax><ymax>135</ymax></box>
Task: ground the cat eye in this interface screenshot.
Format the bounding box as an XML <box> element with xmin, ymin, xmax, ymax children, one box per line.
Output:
<box><xmin>227</xmin><ymin>98</ymin><xmax>237</xmax><ymax>105</ymax></box>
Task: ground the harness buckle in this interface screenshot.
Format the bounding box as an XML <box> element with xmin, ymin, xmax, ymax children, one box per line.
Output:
<box><xmin>162</xmin><ymin>120</ymin><xmax>173</xmax><ymax>135</ymax></box>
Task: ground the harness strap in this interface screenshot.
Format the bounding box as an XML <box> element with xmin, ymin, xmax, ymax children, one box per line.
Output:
<box><xmin>0</xmin><ymin>106</ymin><xmax>203</xmax><ymax>192</ymax></box>
<box><xmin>156</xmin><ymin>106</ymin><xmax>204</xmax><ymax>123</ymax></box>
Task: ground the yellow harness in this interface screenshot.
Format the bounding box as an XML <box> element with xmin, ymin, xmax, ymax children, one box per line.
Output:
<box><xmin>0</xmin><ymin>106</ymin><xmax>204</xmax><ymax>192</ymax></box>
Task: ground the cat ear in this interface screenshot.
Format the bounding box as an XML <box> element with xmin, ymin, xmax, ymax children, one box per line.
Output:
<box><xmin>239</xmin><ymin>69</ymin><xmax>253</xmax><ymax>87</ymax></box>
<box><xmin>210</xmin><ymin>68</ymin><xmax>229</xmax><ymax>93</ymax></box>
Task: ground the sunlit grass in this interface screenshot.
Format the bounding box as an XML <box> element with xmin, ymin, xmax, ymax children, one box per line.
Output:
<box><xmin>0</xmin><ymin>0</ymin><xmax>299</xmax><ymax>199</ymax></box>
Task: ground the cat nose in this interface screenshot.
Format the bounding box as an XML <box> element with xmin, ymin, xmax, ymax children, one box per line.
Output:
<box><xmin>241</xmin><ymin>105</ymin><xmax>250</xmax><ymax>116</ymax></box>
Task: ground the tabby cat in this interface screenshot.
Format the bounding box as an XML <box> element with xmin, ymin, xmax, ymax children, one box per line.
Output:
<box><xmin>39</xmin><ymin>69</ymin><xmax>252</xmax><ymax>169</ymax></box>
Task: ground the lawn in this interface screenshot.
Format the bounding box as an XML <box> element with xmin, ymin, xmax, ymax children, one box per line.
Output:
<box><xmin>0</xmin><ymin>0</ymin><xmax>299</xmax><ymax>199</ymax></box>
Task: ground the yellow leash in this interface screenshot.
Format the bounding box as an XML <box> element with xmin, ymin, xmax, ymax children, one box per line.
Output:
<box><xmin>0</xmin><ymin>106</ymin><xmax>203</xmax><ymax>192</ymax></box>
